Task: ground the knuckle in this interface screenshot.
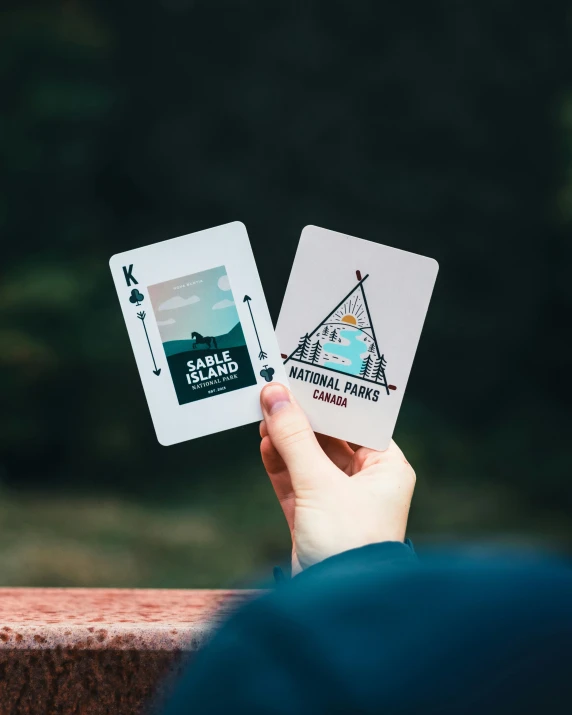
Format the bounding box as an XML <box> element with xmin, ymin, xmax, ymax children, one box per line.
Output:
<box><xmin>402</xmin><ymin>462</ymin><xmax>416</xmax><ymax>487</ymax></box>
<box><xmin>273</xmin><ymin>415</ymin><xmax>313</xmax><ymax>449</ymax></box>
<box><xmin>279</xmin><ymin>425</ymin><xmax>314</xmax><ymax>450</ymax></box>
<box><xmin>388</xmin><ymin>450</ymin><xmax>416</xmax><ymax>485</ymax></box>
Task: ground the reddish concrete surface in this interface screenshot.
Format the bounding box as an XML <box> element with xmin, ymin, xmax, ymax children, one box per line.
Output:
<box><xmin>0</xmin><ymin>588</ymin><xmax>258</xmax><ymax>715</ymax></box>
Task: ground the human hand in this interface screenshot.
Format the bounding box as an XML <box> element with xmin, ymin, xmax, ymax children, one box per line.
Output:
<box><xmin>260</xmin><ymin>383</ymin><xmax>416</xmax><ymax>574</ymax></box>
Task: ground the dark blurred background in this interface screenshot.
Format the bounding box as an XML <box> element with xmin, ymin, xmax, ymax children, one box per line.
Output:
<box><xmin>1</xmin><ymin>0</ymin><xmax>570</xmax><ymax>587</ymax></box>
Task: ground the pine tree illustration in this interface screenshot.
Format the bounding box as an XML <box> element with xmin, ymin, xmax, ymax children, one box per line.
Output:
<box><xmin>366</xmin><ymin>356</ymin><xmax>378</xmax><ymax>380</ymax></box>
<box><xmin>360</xmin><ymin>354</ymin><xmax>371</xmax><ymax>378</ymax></box>
<box><xmin>295</xmin><ymin>333</ymin><xmax>311</xmax><ymax>359</ymax></box>
<box><xmin>330</xmin><ymin>328</ymin><xmax>338</xmax><ymax>342</ymax></box>
<box><xmin>323</xmin><ymin>326</ymin><xmax>329</xmax><ymax>338</ymax></box>
<box><xmin>371</xmin><ymin>360</ymin><xmax>382</xmax><ymax>383</ymax></box>
<box><xmin>372</xmin><ymin>354</ymin><xmax>388</xmax><ymax>384</ymax></box>
<box><xmin>309</xmin><ymin>340</ymin><xmax>322</xmax><ymax>364</ymax></box>
<box><xmin>301</xmin><ymin>333</ymin><xmax>312</xmax><ymax>361</ymax></box>
<box><xmin>368</xmin><ymin>342</ymin><xmax>375</xmax><ymax>354</ymax></box>
<box><xmin>293</xmin><ymin>335</ymin><xmax>303</xmax><ymax>357</ymax></box>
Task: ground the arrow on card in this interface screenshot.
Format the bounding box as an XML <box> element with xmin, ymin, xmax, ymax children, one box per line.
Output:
<box><xmin>137</xmin><ymin>311</ymin><xmax>161</xmax><ymax>375</ymax></box>
<box><xmin>243</xmin><ymin>295</ymin><xmax>267</xmax><ymax>360</ymax></box>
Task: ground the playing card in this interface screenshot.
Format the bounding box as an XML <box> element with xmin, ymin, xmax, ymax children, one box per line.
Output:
<box><xmin>109</xmin><ymin>222</ymin><xmax>288</xmax><ymax>446</ymax></box>
<box><xmin>276</xmin><ymin>225</ymin><xmax>438</xmax><ymax>450</ymax></box>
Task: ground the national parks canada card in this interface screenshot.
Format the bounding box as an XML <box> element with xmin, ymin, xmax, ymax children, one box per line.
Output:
<box><xmin>109</xmin><ymin>222</ymin><xmax>289</xmax><ymax>446</ymax></box>
<box><xmin>276</xmin><ymin>225</ymin><xmax>439</xmax><ymax>451</ymax></box>
<box><xmin>148</xmin><ymin>266</ymin><xmax>256</xmax><ymax>405</ymax></box>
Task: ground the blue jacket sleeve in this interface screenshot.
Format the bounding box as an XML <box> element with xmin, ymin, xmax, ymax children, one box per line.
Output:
<box><xmin>160</xmin><ymin>541</ymin><xmax>417</xmax><ymax>715</ymax></box>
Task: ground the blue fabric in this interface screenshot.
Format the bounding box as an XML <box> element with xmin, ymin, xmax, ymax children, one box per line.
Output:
<box><xmin>162</xmin><ymin>543</ymin><xmax>571</xmax><ymax>714</ymax></box>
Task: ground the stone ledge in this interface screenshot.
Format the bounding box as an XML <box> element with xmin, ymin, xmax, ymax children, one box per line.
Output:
<box><xmin>0</xmin><ymin>588</ymin><xmax>258</xmax><ymax>714</ymax></box>
<box><xmin>0</xmin><ymin>588</ymin><xmax>256</xmax><ymax>651</ymax></box>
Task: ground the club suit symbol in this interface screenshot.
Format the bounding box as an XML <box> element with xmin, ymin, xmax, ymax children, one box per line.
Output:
<box><xmin>260</xmin><ymin>365</ymin><xmax>275</xmax><ymax>382</ymax></box>
<box><xmin>129</xmin><ymin>289</ymin><xmax>144</xmax><ymax>306</ymax></box>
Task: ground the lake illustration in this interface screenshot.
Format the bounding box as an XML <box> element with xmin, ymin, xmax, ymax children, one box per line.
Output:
<box><xmin>323</xmin><ymin>328</ymin><xmax>367</xmax><ymax>377</ymax></box>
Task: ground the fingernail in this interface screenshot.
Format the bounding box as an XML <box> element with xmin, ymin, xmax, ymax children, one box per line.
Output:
<box><xmin>261</xmin><ymin>384</ymin><xmax>291</xmax><ymax>415</ymax></box>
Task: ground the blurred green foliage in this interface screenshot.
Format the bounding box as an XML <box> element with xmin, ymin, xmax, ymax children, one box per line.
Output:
<box><xmin>0</xmin><ymin>1</ymin><xmax>571</xmax><ymax>585</ymax></box>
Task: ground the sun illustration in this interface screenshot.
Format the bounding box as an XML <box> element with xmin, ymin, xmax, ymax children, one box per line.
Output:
<box><xmin>332</xmin><ymin>294</ymin><xmax>368</xmax><ymax>329</ymax></box>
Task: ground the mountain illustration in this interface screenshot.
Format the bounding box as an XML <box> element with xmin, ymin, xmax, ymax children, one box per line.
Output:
<box><xmin>162</xmin><ymin>321</ymin><xmax>247</xmax><ymax>358</ymax></box>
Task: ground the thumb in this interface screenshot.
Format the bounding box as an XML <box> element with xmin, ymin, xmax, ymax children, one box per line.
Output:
<box><xmin>260</xmin><ymin>383</ymin><xmax>331</xmax><ymax>490</ymax></box>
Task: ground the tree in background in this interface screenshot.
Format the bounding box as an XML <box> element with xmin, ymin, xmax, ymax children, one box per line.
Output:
<box><xmin>0</xmin><ymin>0</ymin><xmax>569</xmax><ymax>563</ymax></box>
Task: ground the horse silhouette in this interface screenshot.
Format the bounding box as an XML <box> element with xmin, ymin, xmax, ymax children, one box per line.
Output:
<box><xmin>191</xmin><ymin>331</ymin><xmax>217</xmax><ymax>349</ymax></box>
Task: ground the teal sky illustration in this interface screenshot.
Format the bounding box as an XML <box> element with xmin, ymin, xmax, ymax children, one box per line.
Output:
<box><xmin>148</xmin><ymin>265</ymin><xmax>239</xmax><ymax>343</ymax></box>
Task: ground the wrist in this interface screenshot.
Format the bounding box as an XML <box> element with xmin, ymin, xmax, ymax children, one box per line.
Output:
<box><xmin>293</xmin><ymin>540</ymin><xmax>417</xmax><ymax>582</ymax></box>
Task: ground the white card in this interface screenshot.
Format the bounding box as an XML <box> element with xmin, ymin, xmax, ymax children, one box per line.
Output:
<box><xmin>109</xmin><ymin>222</ymin><xmax>288</xmax><ymax>445</ymax></box>
<box><xmin>276</xmin><ymin>225</ymin><xmax>438</xmax><ymax>450</ymax></box>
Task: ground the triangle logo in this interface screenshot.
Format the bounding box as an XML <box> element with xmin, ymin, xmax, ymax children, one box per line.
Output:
<box><xmin>284</xmin><ymin>272</ymin><xmax>394</xmax><ymax>395</ymax></box>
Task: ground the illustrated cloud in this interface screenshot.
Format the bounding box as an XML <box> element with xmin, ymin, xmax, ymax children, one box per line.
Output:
<box><xmin>156</xmin><ymin>318</ymin><xmax>176</xmax><ymax>326</ymax></box>
<box><xmin>218</xmin><ymin>275</ymin><xmax>231</xmax><ymax>292</ymax></box>
<box><xmin>158</xmin><ymin>295</ymin><xmax>200</xmax><ymax>311</ymax></box>
<box><xmin>212</xmin><ymin>299</ymin><xmax>235</xmax><ymax>310</ymax></box>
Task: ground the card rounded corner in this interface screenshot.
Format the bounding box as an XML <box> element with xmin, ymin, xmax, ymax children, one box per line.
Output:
<box><xmin>378</xmin><ymin>437</ymin><xmax>393</xmax><ymax>452</ymax></box>
<box><xmin>156</xmin><ymin>432</ymin><xmax>175</xmax><ymax>447</ymax></box>
<box><xmin>229</xmin><ymin>220</ymin><xmax>248</xmax><ymax>234</ymax></box>
<box><xmin>427</xmin><ymin>256</ymin><xmax>439</xmax><ymax>274</ymax></box>
<box><xmin>109</xmin><ymin>252</ymin><xmax>125</xmax><ymax>272</ymax></box>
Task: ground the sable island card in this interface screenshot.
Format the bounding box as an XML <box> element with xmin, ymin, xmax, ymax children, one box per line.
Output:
<box><xmin>109</xmin><ymin>222</ymin><xmax>288</xmax><ymax>446</ymax></box>
<box><xmin>276</xmin><ymin>225</ymin><xmax>438</xmax><ymax>451</ymax></box>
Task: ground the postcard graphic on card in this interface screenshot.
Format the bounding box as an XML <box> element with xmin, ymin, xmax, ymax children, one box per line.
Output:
<box><xmin>110</xmin><ymin>222</ymin><xmax>288</xmax><ymax>446</ymax></box>
<box><xmin>148</xmin><ymin>265</ymin><xmax>257</xmax><ymax>405</ymax></box>
<box><xmin>276</xmin><ymin>226</ymin><xmax>438</xmax><ymax>451</ymax></box>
